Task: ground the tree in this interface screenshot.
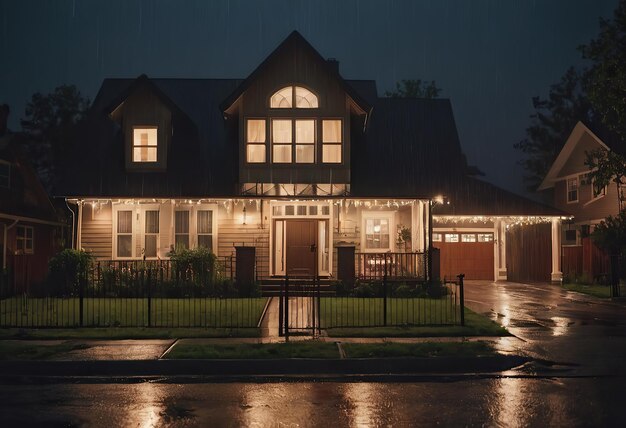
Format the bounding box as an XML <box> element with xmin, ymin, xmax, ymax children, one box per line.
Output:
<box><xmin>580</xmin><ymin>0</ymin><xmax>626</xmax><ymax>141</ymax></box>
<box><xmin>585</xmin><ymin>148</ymin><xmax>626</xmax><ymax>212</ymax></box>
<box><xmin>385</xmin><ymin>79</ymin><xmax>442</xmax><ymax>98</ymax></box>
<box><xmin>591</xmin><ymin>211</ymin><xmax>626</xmax><ymax>296</ymax></box>
<box><xmin>514</xmin><ymin>67</ymin><xmax>593</xmax><ymax>192</ymax></box>
<box><xmin>20</xmin><ymin>85</ymin><xmax>90</xmax><ymax>192</ymax></box>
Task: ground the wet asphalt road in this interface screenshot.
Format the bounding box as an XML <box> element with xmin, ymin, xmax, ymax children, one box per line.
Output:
<box><xmin>1</xmin><ymin>281</ymin><xmax>625</xmax><ymax>427</ymax></box>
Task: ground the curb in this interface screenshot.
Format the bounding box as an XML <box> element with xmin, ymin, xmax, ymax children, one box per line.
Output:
<box><xmin>0</xmin><ymin>355</ymin><xmax>529</xmax><ymax>377</ymax></box>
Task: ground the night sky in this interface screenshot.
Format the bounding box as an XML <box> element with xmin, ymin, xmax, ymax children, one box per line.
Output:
<box><xmin>0</xmin><ymin>0</ymin><xmax>619</xmax><ymax>196</ymax></box>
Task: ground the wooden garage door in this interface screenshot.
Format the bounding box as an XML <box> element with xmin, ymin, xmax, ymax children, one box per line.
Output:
<box><xmin>434</xmin><ymin>232</ymin><xmax>494</xmax><ymax>280</ymax></box>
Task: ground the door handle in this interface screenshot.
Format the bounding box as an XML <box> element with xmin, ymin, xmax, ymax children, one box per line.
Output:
<box><xmin>310</xmin><ymin>244</ymin><xmax>317</xmax><ymax>252</ymax></box>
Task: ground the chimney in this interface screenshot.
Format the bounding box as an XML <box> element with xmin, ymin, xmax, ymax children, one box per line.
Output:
<box><xmin>0</xmin><ymin>104</ymin><xmax>8</xmax><ymax>137</ymax></box>
<box><xmin>326</xmin><ymin>58</ymin><xmax>339</xmax><ymax>74</ymax></box>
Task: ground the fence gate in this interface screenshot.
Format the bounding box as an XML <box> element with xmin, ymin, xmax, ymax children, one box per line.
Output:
<box><xmin>278</xmin><ymin>275</ymin><xmax>321</xmax><ymax>338</ymax></box>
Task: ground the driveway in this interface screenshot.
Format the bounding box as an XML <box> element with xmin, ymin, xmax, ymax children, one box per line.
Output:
<box><xmin>464</xmin><ymin>280</ymin><xmax>626</xmax><ymax>375</ymax></box>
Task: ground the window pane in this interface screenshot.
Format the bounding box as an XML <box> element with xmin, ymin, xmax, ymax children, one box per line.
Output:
<box><xmin>322</xmin><ymin>120</ymin><xmax>342</xmax><ymax>143</ymax></box>
<box><xmin>197</xmin><ymin>210</ymin><xmax>212</xmax><ymax>234</ymax></box>
<box><xmin>175</xmin><ymin>211</ymin><xmax>189</xmax><ymax>233</ymax></box>
<box><xmin>295</xmin><ymin>87</ymin><xmax>318</xmax><ymax>108</ymax></box>
<box><xmin>477</xmin><ymin>233</ymin><xmax>493</xmax><ymax>242</ymax></box>
<box><xmin>17</xmin><ymin>227</ymin><xmax>25</xmax><ymax>238</ymax></box>
<box><xmin>297</xmin><ymin>206</ymin><xmax>307</xmax><ymax>215</ymax></box>
<box><xmin>26</xmin><ymin>227</ymin><xmax>33</xmax><ymax>239</ymax></box>
<box><xmin>144</xmin><ymin>235</ymin><xmax>157</xmax><ymax>257</ymax></box>
<box><xmin>273</xmin><ymin>145</ymin><xmax>292</xmax><ymax>163</ymax></box>
<box><xmin>145</xmin><ymin>211</ymin><xmax>159</xmax><ymax>233</ymax></box>
<box><xmin>322</xmin><ymin>145</ymin><xmax>341</xmax><ymax>163</ymax></box>
<box><xmin>247</xmin><ymin>120</ymin><xmax>266</xmax><ymax>143</ymax></box>
<box><xmin>270</xmin><ymin>87</ymin><xmax>292</xmax><ymax>108</ymax></box>
<box><xmin>433</xmin><ymin>233</ymin><xmax>442</xmax><ymax>242</ymax></box>
<box><xmin>308</xmin><ymin>206</ymin><xmax>318</xmax><ymax>215</ymax></box>
<box><xmin>175</xmin><ymin>234</ymin><xmax>189</xmax><ymax>250</ymax></box>
<box><xmin>198</xmin><ymin>235</ymin><xmax>213</xmax><ymax>250</ymax></box>
<box><xmin>461</xmin><ymin>234</ymin><xmax>476</xmax><ymax>242</ymax></box>
<box><xmin>445</xmin><ymin>233</ymin><xmax>459</xmax><ymax>243</ymax></box>
<box><xmin>117</xmin><ymin>235</ymin><xmax>132</xmax><ymax>257</ymax></box>
<box><xmin>133</xmin><ymin>128</ymin><xmax>158</xmax><ymax>146</ymax></box>
<box><xmin>133</xmin><ymin>147</ymin><xmax>157</xmax><ymax>162</ymax></box>
<box><xmin>296</xmin><ymin>145</ymin><xmax>314</xmax><ymax>163</ymax></box>
<box><xmin>118</xmin><ymin>211</ymin><xmax>132</xmax><ymax>233</ymax></box>
<box><xmin>247</xmin><ymin>144</ymin><xmax>266</xmax><ymax>163</ymax></box>
<box><xmin>285</xmin><ymin>206</ymin><xmax>294</xmax><ymax>216</ymax></box>
<box><xmin>295</xmin><ymin>120</ymin><xmax>315</xmax><ymax>144</ymax></box>
<box><xmin>272</xmin><ymin>120</ymin><xmax>292</xmax><ymax>143</ymax></box>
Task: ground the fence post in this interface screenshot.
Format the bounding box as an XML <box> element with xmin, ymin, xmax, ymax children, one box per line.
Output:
<box><xmin>278</xmin><ymin>277</ymin><xmax>284</xmax><ymax>337</ymax></box>
<box><xmin>147</xmin><ymin>267</ymin><xmax>152</xmax><ymax>327</ymax></box>
<box><xmin>284</xmin><ymin>274</ymin><xmax>289</xmax><ymax>341</ymax></box>
<box><xmin>457</xmin><ymin>273</ymin><xmax>465</xmax><ymax>326</ymax></box>
<box><xmin>79</xmin><ymin>270</ymin><xmax>84</xmax><ymax>327</ymax></box>
<box><xmin>383</xmin><ymin>255</ymin><xmax>388</xmax><ymax>327</ymax></box>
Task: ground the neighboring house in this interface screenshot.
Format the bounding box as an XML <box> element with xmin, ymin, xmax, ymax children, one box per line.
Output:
<box><xmin>58</xmin><ymin>31</ymin><xmax>566</xmax><ymax>285</ymax></box>
<box><xmin>0</xmin><ymin>116</ymin><xmax>66</xmax><ymax>291</ymax></box>
<box><xmin>539</xmin><ymin>121</ymin><xmax>624</xmax><ymax>281</ymax></box>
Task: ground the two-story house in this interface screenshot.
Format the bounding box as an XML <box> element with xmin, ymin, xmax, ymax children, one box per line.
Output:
<box><xmin>539</xmin><ymin>121</ymin><xmax>624</xmax><ymax>281</ymax></box>
<box><xmin>58</xmin><ymin>31</ymin><xmax>566</xmax><ymax>285</ymax></box>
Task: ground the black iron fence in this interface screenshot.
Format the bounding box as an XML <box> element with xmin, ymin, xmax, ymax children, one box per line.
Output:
<box><xmin>355</xmin><ymin>252</ymin><xmax>427</xmax><ymax>281</ymax></box>
<box><xmin>0</xmin><ymin>259</ymin><xmax>266</xmax><ymax>328</ymax></box>
<box><xmin>320</xmin><ymin>274</ymin><xmax>464</xmax><ymax>328</ymax></box>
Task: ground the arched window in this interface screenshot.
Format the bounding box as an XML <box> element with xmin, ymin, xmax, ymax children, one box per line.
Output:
<box><xmin>270</xmin><ymin>86</ymin><xmax>318</xmax><ymax>109</ymax></box>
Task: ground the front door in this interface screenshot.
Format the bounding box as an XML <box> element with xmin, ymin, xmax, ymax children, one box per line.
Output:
<box><xmin>285</xmin><ymin>220</ymin><xmax>317</xmax><ymax>276</ymax></box>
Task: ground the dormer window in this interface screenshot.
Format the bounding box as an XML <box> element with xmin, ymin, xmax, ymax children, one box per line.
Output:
<box><xmin>270</xmin><ymin>86</ymin><xmax>318</xmax><ymax>109</ymax></box>
<box><xmin>132</xmin><ymin>127</ymin><xmax>158</xmax><ymax>162</ymax></box>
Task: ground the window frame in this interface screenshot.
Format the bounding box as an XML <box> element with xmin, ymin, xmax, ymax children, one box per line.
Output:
<box><xmin>361</xmin><ymin>211</ymin><xmax>395</xmax><ymax>253</ymax></box>
<box><xmin>321</xmin><ymin>119</ymin><xmax>343</xmax><ymax>164</ymax></box>
<box><xmin>15</xmin><ymin>225</ymin><xmax>34</xmax><ymax>255</ymax></box>
<box><xmin>566</xmin><ymin>176</ymin><xmax>579</xmax><ymax>203</ymax></box>
<box><xmin>269</xmin><ymin>85</ymin><xmax>319</xmax><ymax>109</ymax></box>
<box><xmin>143</xmin><ymin>209</ymin><xmax>160</xmax><ymax>259</ymax></box>
<box><xmin>591</xmin><ymin>177</ymin><xmax>607</xmax><ymax>200</ymax></box>
<box><xmin>132</xmin><ymin>126</ymin><xmax>158</xmax><ymax>163</ymax></box>
<box><xmin>174</xmin><ymin>209</ymin><xmax>191</xmax><ymax>251</ymax></box>
<box><xmin>245</xmin><ymin>118</ymin><xmax>267</xmax><ymax>164</ymax></box>
<box><xmin>113</xmin><ymin>207</ymin><xmax>135</xmax><ymax>259</ymax></box>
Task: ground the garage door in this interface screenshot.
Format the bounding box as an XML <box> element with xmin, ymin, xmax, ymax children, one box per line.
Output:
<box><xmin>433</xmin><ymin>232</ymin><xmax>494</xmax><ymax>280</ymax></box>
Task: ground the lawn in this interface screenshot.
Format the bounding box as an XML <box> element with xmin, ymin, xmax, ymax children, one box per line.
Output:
<box><xmin>326</xmin><ymin>308</ymin><xmax>508</xmax><ymax>337</ymax></box>
<box><xmin>0</xmin><ymin>341</ymin><xmax>91</xmax><ymax>360</ymax></box>
<box><xmin>0</xmin><ymin>297</ymin><xmax>268</xmax><ymax>328</ymax></box>
<box><xmin>164</xmin><ymin>341</ymin><xmax>340</xmax><ymax>359</ymax></box>
<box><xmin>319</xmin><ymin>296</ymin><xmax>460</xmax><ymax>329</ymax></box>
<box><xmin>342</xmin><ymin>341</ymin><xmax>496</xmax><ymax>358</ymax></box>
<box><xmin>563</xmin><ymin>283</ymin><xmax>613</xmax><ymax>298</ymax></box>
<box><xmin>0</xmin><ymin>327</ymin><xmax>261</xmax><ymax>340</ymax></box>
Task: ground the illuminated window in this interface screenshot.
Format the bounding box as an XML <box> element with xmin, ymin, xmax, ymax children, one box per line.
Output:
<box><xmin>445</xmin><ymin>233</ymin><xmax>459</xmax><ymax>243</ymax></box>
<box><xmin>432</xmin><ymin>233</ymin><xmax>442</xmax><ymax>242</ymax></box>
<box><xmin>322</xmin><ymin>120</ymin><xmax>342</xmax><ymax>163</ymax></box>
<box><xmin>363</xmin><ymin>216</ymin><xmax>392</xmax><ymax>251</ymax></box>
<box><xmin>295</xmin><ymin>119</ymin><xmax>315</xmax><ymax>163</ymax></box>
<box><xmin>197</xmin><ymin>210</ymin><xmax>213</xmax><ymax>250</ymax></box>
<box><xmin>477</xmin><ymin>233</ymin><xmax>494</xmax><ymax>242</ymax></box>
<box><xmin>567</xmin><ymin>177</ymin><xmax>578</xmax><ymax>203</ymax></box>
<box><xmin>16</xmin><ymin>226</ymin><xmax>34</xmax><ymax>254</ymax></box>
<box><xmin>246</xmin><ymin>119</ymin><xmax>266</xmax><ymax>163</ymax></box>
<box><xmin>461</xmin><ymin>234</ymin><xmax>476</xmax><ymax>242</ymax></box>
<box><xmin>132</xmin><ymin>127</ymin><xmax>157</xmax><ymax>162</ymax></box>
<box><xmin>272</xmin><ymin>119</ymin><xmax>293</xmax><ymax>163</ymax></box>
<box><xmin>144</xmin><ymin>210</ymin><xmax>159</xmax><ymax>258</ymax></box>
<box><xmin>270</xmin><ymin>86</ymin><xmax>318</xmax><ymax>109</ymax></box>
<box><xmin>175</xmin><ymin>211</ymin><xmax>190</xmax><ymax>250</ymax></box>
<box><xmin>116</xmin><ymin>210</ymin><xmax>133</xmax><ymax>258</ymax></box>
<box><xmin>0</xmin><ymin>161</ymin><xmax>9</xmax><ymax>188</ymax></box>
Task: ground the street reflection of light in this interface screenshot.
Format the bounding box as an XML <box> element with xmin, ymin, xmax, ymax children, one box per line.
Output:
<box><xmin>551</xmin><ymin>316</ymin><xmax>570</xmax><ymax>336</ymax></box>
<box><xmin>137</xmin><ymin>383</ymin><xmax>162</xmax><ymax>428</ymax></box>
<box><xmin>344</xmin><ymin>383</ymin><xmax>378</xmax><ymax>426</ymax></box>
<box><xmin>242</xmin><ymin>384</ymin><xmax>291</xmax><ymax>427</ymax></box>
<box><xmin>494</xmin><ymin>377</ymin><xmax>525</xmax><ymax>427</ymax></box>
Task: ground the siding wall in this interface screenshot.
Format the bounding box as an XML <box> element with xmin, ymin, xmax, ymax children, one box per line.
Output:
<box><xmin>554</xmin><ymin>178</ymin><xmax>621</xmax><ymax>223</ymax></box>
<box><xmin>80</xmin><ymin>203</ymin><xmax>112</xmax><ymax>258</ymax></box>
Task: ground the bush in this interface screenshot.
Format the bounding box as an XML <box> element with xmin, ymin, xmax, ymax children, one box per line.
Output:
<box><xmin>353</xmin><ymin>282</ymin><xmax>375</xmax><ymax>297</ymax></box>
<box><xmin>48</xmin><ymin>249</ymin><xmax>93</xmax><ymax>296</ymax></box>
<box><xmin>169</xmin><ymin>246</ymin><xmax>217</xmax><ymax>290</ymax></box>
<box><xmin>425</xmin><ymin>280</ymin><xmax>449</xmax><ymax>298</ymax></box>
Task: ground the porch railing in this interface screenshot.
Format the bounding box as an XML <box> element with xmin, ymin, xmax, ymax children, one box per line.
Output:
<box><xmin>355</xmin><ymin>252</ymin><xmax>426</xmax><ymax>281</ymax></box>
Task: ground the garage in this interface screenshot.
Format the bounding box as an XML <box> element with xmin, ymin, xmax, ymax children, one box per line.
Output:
<box><xmin>433</xmin><ymin>231</ymin><xmax>495</xmax><ymax>280</ymax></box>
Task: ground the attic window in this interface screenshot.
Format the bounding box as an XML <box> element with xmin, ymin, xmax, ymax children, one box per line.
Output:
<box><xmin>270</xmin><ymin>86</ymin><xmax>318</xmax><ymax>109</ymax></box>
<box><xmin>0</xmin><ymin>160</ymin><xmax>9</xmax><ymax>188</ymax></box>
<box><xmin>132</xmin><ymin>127</ymin><xmax>158</xmax><ymax>162</ymax></box>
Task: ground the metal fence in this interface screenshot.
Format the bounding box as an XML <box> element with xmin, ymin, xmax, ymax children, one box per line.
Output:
<box><xmin>355</xmin><ymin>252</ymin><xmax>427</xmax><ymax>281</ymax></box>
<box><xmin>0</xmin><ymin>259</ymin><xmax>266</xmax><ymax>328</ymax></box>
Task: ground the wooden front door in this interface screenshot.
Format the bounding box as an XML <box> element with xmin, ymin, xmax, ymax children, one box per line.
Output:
<box><xmin>286</xmin><ymin>220</ymin><xmax>317</xmax><ymax>276</ymax></box>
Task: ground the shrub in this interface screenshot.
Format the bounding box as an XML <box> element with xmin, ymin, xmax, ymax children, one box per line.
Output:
<box><xmin>169</xmin><ymin>246</ymin><xmax>217</xmax><ymax>290</ymax></box>
<box><xmin>48</xmin><ymin>249</ymin><xmax>93</xmax><ymax>296</ymax></box>
<box><xmin>425</xmin><ymin>280</ymin><xmax>449</xmax><ymax>298</ymax></box>
<box><xmin>353</xmin><ymin>282</ymin><xmax>375</xmax><ymax>297</ymax></box>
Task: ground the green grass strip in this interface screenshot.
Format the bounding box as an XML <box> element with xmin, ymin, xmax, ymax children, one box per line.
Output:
<box><xmin>326</xmin><ymin>308</ymin><xmax>508</xmax><ymax>337</ymax></box>
<box><xmin>0</xmin><ymin>342</ymin><xmax>91</xmax><ymax>360</ymax></box>
<box><xmin>342</xmin><ymin>341</ymin><xmax>496</xmax><ymax>358</ymax></box>
<box><xmin>562</xmin><ymin>283</ymin><xmax>612</xmax><ymax>298</ymax></box>
<box><xmin>0</xmin><ymin>327</ymin><xmax>260</xmax><ymax>340</ymax></box>
<box><xmin>165</xmin><ymin>342</ymin><xmax>340</xmax><ymax>359</ymax></box>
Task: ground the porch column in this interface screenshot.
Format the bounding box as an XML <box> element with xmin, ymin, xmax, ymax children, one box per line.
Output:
<box><xmin>412</xmin><ymin>201</ymin><xmax>425</xmax><ymax>252</ymax></box>
<box><xmin>77</xmin><ymin>201</ymin><xmax>83</xmax><ymax>251</ymax></box>
<box><xmin>551</xmin><ymin>218</ymin><xmax>563</xmax><ymax>284</ymax></box>
<box><xmin>496</xmin><ymin>219</ymin><xmax>507</xmax><ymax>281</ymax></box>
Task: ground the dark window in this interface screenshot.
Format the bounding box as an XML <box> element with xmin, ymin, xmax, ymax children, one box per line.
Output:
<box><xmin>565</xmin><ymin>230</ymin><xmax>577</xmax><ymax>242</ymax></box>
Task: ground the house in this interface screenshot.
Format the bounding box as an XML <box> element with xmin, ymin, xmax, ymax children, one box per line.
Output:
<box><xmin>539</xmin><ymin>121</ymin><xmax>624</xmax><ymax>281</ymax></box>
<box><xmin>0</xmin><ymin>105</ymin><xmax>66</xmax><ymax>291</ymax></box>
<box><xmin>58</xmin><ymin>31</ymin><xmax>566</xmax><ymax>286</ymax></box>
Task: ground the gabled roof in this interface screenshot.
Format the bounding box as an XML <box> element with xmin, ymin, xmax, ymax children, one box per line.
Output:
<box><xmin>220</xmin><ymin>31</ymin><xmax>371</xmax><ymax>119</ymax></box>
<box><xmin>538</xmin><ymin>121</ymin><xmax>610</xmax><ymax>191</ymax></box>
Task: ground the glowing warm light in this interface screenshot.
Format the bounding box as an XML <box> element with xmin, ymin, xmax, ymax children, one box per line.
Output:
<box><xmin>132</xmin><ymin>127</ymin><xmax>157</xmax><ymax>162</ymax></box>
